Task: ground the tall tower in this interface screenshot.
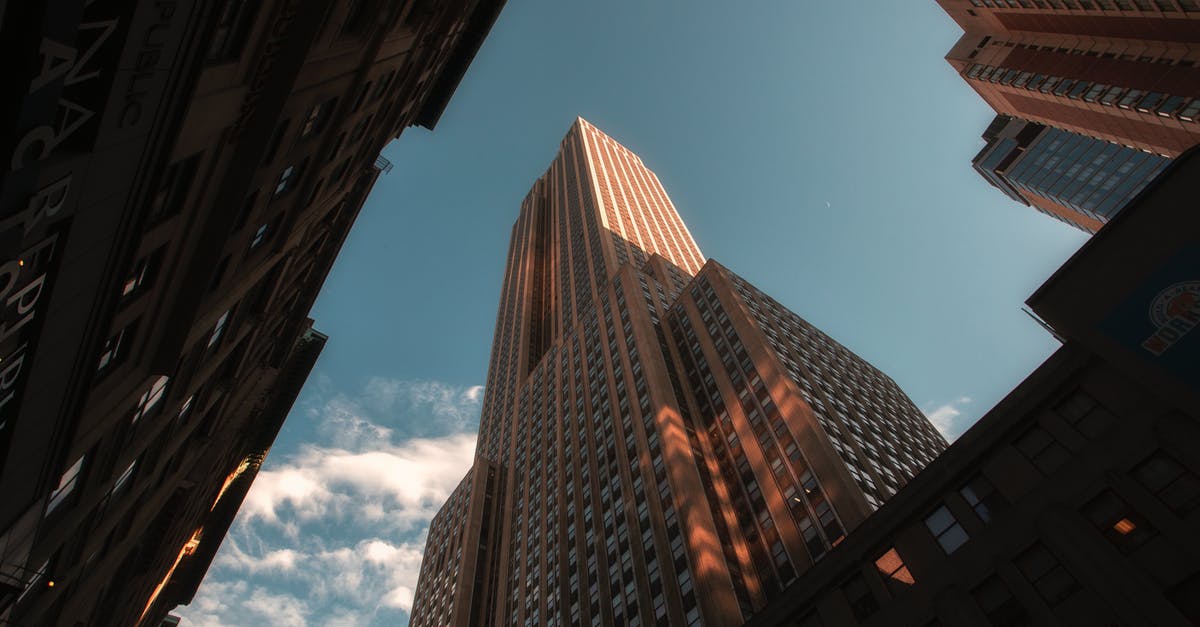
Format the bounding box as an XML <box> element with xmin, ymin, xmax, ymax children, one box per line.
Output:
<box><xmin>935</xmin><ymin>1</ymin><xmax>1199</xmax><ymax>230</ymax></box>
<box><xmin>410</xmin><ymin>119</ymin><xmax>946</xmax><ymax>626</ymax></box>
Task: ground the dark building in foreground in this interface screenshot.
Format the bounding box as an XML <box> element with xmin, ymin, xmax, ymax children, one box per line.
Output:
<box><xmin>0</xmin><ymin>0</ymin><xmax>504</xmax><ymax>624</ymax></box>
<box><xmin>747</xmin><ymin>149</ymin><xmax>1200</xmax><ymax>627</ymax></box>
<box><xmin>410</xmin><ymin>119</ymin><xmax>946</xmax><ymax>626</ymax></box>
<box><xmin>972</xmin><ymin>114</ymin><xmax>1169</xmax><ymax>232</ymax></box>
<box><xmin>936</xmin><ymin>0</ymin><xmax>1200</xmax><ymax>230</ymax></box>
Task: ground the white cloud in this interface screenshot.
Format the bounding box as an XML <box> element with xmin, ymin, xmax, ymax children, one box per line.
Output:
<box><xmin>924</xmin><ymin>396</ymin><xmax>972</xmax><ymax>441</ymax></box>
<box><xmin>174</xmin><ymin>377</ymin><xmax>480</xmax><ymax>626</ymax></box>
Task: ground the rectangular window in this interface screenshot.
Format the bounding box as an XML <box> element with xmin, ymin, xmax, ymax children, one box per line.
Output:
<box><xmin>1014</xmin><ymin>427</ymin><xmax>1071</xmax><ymax>474</ymax></box>
<box><xmin>960</xmin><ymin>474</ymin><xmax>1007</xmax><ymax>523</ymax></box>
<box><xmin>1132</xmin><ymin>452</ymin><xmax>1200</xmax><ymax>518</ymax></box>
<box><xmin>1015</xmin><ymin>543</ymin><xmax>1078</xmax><ymax>605</ymax></box>
<box><xmin>925</xmin><ymin>505</ymin><xmax>969</xmax><ymax>554</ymax></box>
<box><xmin>206</xmin><ymin>0</ymin><xmax>257</xmax><ymax>63</ymax></box>
<box><xmin>1053</xmin><ymin>389</ymin><xmax>1113</xmax><ymax>439</ymax></box>
<box><xmin>208</xmin><ymin>310</ymin><xmax>231</xmax><ymax>349</ymax></box>
<box><xmin>46</xmin><ymin>456</ymin><xmax>85</xmax><ymax>515</ymax></box>
<box><xmin>842</xmin><ymin>573</ymin><xmax>879</xmax><ymax>620</ymax></box>
<box><xmin>96</xmin><ymin>321</ymin><xmax>137</xmax><ymax>376</ymax></box>
<box><xmin>131</xmin><ymin>376</ymin><xmax>170</xmax><ymax>424</ymax></box>
<box><xmin>273</xmin><ymin>159</ymin><xmax>307</xmax><ymax>197</ymax></box>
<box><xmin>146</xmin><ymin>155</ymin><xmax>200</xmax><ymax>225</ymax></box>
<box><xmin>1083</xmin><ymin>490</ymin><xmax>1156</xmax><ymax>553</ymax></box>
<box><xmin>874</xmin><ymin>547</ymin><xmax>915</xmax><ymax>596</ymax></box>
<box><xmin>972</xmin><ymin>576</ymin><xmax>1030</xmax><ymax>627</ymax></box>
<box><xmin>300</xmin><ymin>98</ymin><xmax>337</xmax><ymax>138</ymax></box>
<box><xmin>120</xmin><ymin>248</ymin><xmax>164</xmax><ymax>303</ymax></box>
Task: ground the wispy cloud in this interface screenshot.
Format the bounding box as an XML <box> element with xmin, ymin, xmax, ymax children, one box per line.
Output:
<box><xmin>175</xmin><ymin>377</ymin><xmax>480</xmax><ymax>626</ymax></box>
<box><xmin>924</xmin><ymin>396</ymin><xmax>973</xmax><ymax>442</ymax></box>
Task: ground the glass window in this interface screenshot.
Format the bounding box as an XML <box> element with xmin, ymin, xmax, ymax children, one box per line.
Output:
<box><xmin>1132</xmin><ymin>452</ymin><xmax>1200</xmax><ymax>517</ymax></box>
<box><xmin>120</xmin><ymin>248</ymin><xmax>163</xmax><ymax>302</ymax></box>
<box><xmin>206</xmin><ymin>0</ymin><xmax>257</xmax><ymax>63</ymax></box>
<box><xmin>1015</xmin><ymin>543</ymin><xmax>1078</xmax><ymax>605</ymax></box>
<box><xmin>1014</xmin><ymin>427</ymin><xmax>1071</xmax><ymax>474</ymax></box>
<box><xmin>96</xmin><ymin>321</ymin><xmax>136</xmax><ymax>375</ymax></box>
<box><xmin>1178</xmin><ymin>99</ymin><xmax>1200</xmax><ymax>122</ymax></box>
<box><xmin>960</xmin><ymin>474</ymin><xmax>1007</xmax><ymax>522</ymax></box>
<box><xmin>875</xmin><ymin>547</ymin><xmax>915</xmax><ymax>596</ymax></box>
<box><xmin>1098</xmin><ymin>86</ymin><xmax>1125</xmax><ymax>105</ymax></box>
<box><xmin>1156</xmin><ymin>95</ymin><xmax>1187</xmax><ymax>117</ymax></box>
<box><xmin>112</xmin><ymin>459</ymin><xmax>137</xmax><ymax>496</ymax></box>
<box><xmin>300</xmin><ymin>98</ymin><xmax>337</xmax><ymax>138</ymax></box>
<box><xmin>1135</xmin><ymin>92</ymin><xmax>1165</xmax><ymax>113</ymax></box>
<box><xmin>1053</xmin><ymin>390</ymin><xmax>1113</xmax><ymax>438</ymax></box>
<box><xmin>208</xmin><ymin>310</ymin><xmax>231</xmax><ymax>349</ymax></box>
<box><xmin>273</xmin><ymin>159</ymin><xmax>307</xmax><ymax>197</ymax></box>
<box><xmin>972</xmin><ymin>576</ymin><xmax>1031</xmax><ymax>627</ymax></box>
<box><xmin>842</xmin><ymin>573</ymin><xmax>879</xmax><ymax>620</ymax></box>
<box><xmin>131</xmin><ymin>376</ymin><xmax>170</xmax><ymax>424</ymax></box>
<box><xmin>46</xmin><ymin>456</ymin><xmax>85</xmax><ymax>515</ymax></box>
<box><xmin>1083</xmin><ymin>490</ymin><xmax>1156</xmax><ymax>553</ymax></box>
<box><xmin>925</xmin><ymin>505</ymin><xmax>969</xmax><ymax>554</ymax></box>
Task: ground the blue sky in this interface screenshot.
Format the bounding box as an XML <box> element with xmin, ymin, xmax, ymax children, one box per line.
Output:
<box><xmin>176</xmin><ymin>2</ymin><xmax>1086</xmax><ymax>625</ymax></box>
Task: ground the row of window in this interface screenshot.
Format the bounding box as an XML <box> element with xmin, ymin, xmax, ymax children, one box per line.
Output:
<box><xmin>970</xmin><ymin>0</ymin><xmax>1200</xmax><ymax>12</ymax></box>
<box><xmin>965</xmin><ymin>63</ymin><xmax>1200</xmax><ymax>123</ymax></box>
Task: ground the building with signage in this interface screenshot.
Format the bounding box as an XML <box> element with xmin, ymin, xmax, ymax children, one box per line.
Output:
<box><xmin>971</xmin><ymin>114</ymin><xmax>1169</xmax><ymax>232</ymax></box>
<box><xmin>409</xmin><ymin>119</ymin><xmax>947</xmax><ymax>626</ymax></box>
<box><xmin>0</xmin><ymin>0</ymin><xmax>505</xmax><ymax>624</ymax></box>
<box><xmin>745</xmin><ymin>149</ymin><xmax>1200</xmax><ymax>627</ymax></box>
<box><xmin>935</xmin><ymin>0</ymin><xmax>1200</xmax><ymax>230</ymax></box>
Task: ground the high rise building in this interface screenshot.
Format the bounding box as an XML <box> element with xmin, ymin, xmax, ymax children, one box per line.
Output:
<box><xmin>972</xmin><ymin>114</ymin><xmax>1169</xmax><ymax>232</ymax></box>
<box><xmin>935</xmin><ymin>0</ymin><xmax>1200</xmax><ymax>229</ymax></box>
<box><xmin>748</xmin><ymin>145</ymin><xmax>1200</xmax><ymax>627</ymax></box>
<box><xmin>410</xmin><ymin>119</ymin><xmax>946</xmax><ymax>626</ymax></box>
<box><xmin>0</xmin><ymin>0</ymin><xmax>505</xmax><ymax>624</ymax></box>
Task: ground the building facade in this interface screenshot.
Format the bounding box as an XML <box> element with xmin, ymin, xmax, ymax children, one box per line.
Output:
<box><xmin>0</xmin><ymin>0</ymin><xmax>504</xmax><ymax>624</ymax></box>
<box><xmin>746</xmin><ymin>147</ymin><xmax>1200</xmax><ymax>627</ymax></box>
<box><xmin>936</xmin><ymin>0</ymin><xmax>1200</xmax><ymax>230</ymax></box>
<box><xmin>972</xmin><ymin>114</ymin><xmax>1169</xmax><ymax>232</ymax></box>
<box><xmin>409</xmin><ymin>119</ymin><xmax>946</xmax><ymax>627</ymax></box>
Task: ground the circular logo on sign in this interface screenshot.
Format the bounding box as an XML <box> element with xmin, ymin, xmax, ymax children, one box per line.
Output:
<box><xmin>1148</xmin><ymin>281</ymin><xmax>1200</xmax><ymax>327</ymax></box>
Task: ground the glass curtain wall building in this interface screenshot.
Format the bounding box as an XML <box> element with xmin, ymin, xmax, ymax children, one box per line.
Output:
<box><xmin>973</xmin><ymin>115</ymin><xmax>1169</xmax><ymax>232</ymax></box>
<box><xmin>410</xmin><ymin>119</ymin><xmax>946</xmax><ymax>627</ymax></box>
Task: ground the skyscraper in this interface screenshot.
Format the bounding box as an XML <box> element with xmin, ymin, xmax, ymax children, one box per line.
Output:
<box><xmin>935</xmin><ymin>1</ymin><xmax>1199</xmax><ymax>230</ymax></box>
<box><xmin>410</xmin><ymin>119</ymin><xmax>946</xmax><ymax>626</ymax></box>
<box><xmin>0</xmin><ymin>0</ymin><xmax>505</xmax><ymax>623</ymax></box>
<box><xmin>972</xmin><ymin>114</ymin><xmax>1169</xmax><ymax>232</ymax></box>
<box><xmin>938</xmin><ymin>1</ymin><xmax>1200</xmax><ymax>156</ymax></box>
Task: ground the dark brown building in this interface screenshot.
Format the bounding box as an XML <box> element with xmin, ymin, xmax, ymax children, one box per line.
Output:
<box><xmin>0</xmin><ymin>0</ymin><xmax>504</xmax><ymax>624</ymax></box>
<box><xmin>746</xmin><ymin>148</ymin><xmax>1200</xmax><ymax>627</ymax></box>
<box><xmin>410</xmin><ymin>119</ymin><xmax>947</xmax><ymax>626</ymax></box>
<box><xmin>936</xmin><ymin>0</ymin><xmax>1200</xmax><ymax>229</ymax></box>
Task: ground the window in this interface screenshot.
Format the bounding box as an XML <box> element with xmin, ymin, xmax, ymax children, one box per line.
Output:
<box><xmin>112</xmin><ymin>459</ymin><xmax>138</xmax><ymax>497</ymax></box>
<box><xmin>1015</xmin><ymin>543</ymin><xmax>1077</xmax><ymax>605</ymax></box>
<box><xmin>960</xmin><ymin>474</ymin><xmax>1007</xmax><ymax>523</ymax></box>
<box><xmin>972</xmin><ymin>576</ymin><xmax>1030</xmax><ymax>627</ymax></box>
<box><xmin>208</xmin><ymin>310</ymin><xmax>231</xmax><ymax>349</ymax></box>
<box><xmin>96</xmin><ymin>321</ymin><xmax>136</xmax><ymax>376</ymax></box>
<box><xmin>250</xmin><ymin>222</ymin><xmax>271</xmax><ymax>248</ymax></box>
<box><xmin>925</xmin><ymin>505</ymin><xmax>969</xmax><ymax>554</ymax></box>
<box><xmin>1135</xmin><ymin>92</ymin><xmax>1166</xmax><ymax>113</ymax></box>
<box><xmin>46</xmin><ymin>456</ymin><xmax>85</xmax><ymax>515</ymax></box>
<box><xmin>874</xmin><ymin>547</ymin><xmax>915</xmax><ymax>596</ymax></box>
<box><xmin>1083</xmin><ymin>490</ymin><xmax>1156</xmax><ymax>553</ymax></box>
<box><xmin>120</xmin><ymin>248</ymin><xmax>163</xmax><ymax>302</ymax></box>
<box><xmin>1132</xmin><ymin>452</ymin><xmax>1200</xmax><ymax>517</ymax></box>
<box><xmin>1014</xmin><ymin>427</ymin><xmax>1071</xmax><ymax>474</ymax></box>
<box><xmin>300</xmin><ymin>99</ymin><xmax>336</xmax><ymax>138</ymax></box>
<box><xmin>1053</xmin><ymin>390</ymin><xmax>1113</xmax><ymax>438</ymax></box>
<box><xmin>273</xmin><ymin>160</ymin><xmax>306</xmax><ymax>197</ymax></box>
<box><xmin>146</xmin><ymin>155</ymin><xmax>199</xmax><ymax>225</ymax></box>
<box><xmin>206</xmin><ymin>0</ymin><xmax>257</xmax><ymax>63</ymax></box>
<box><xmin>842</xmin><ymin>573</ymin><xmax>879</xmax><ymax>620</ymax></box>
<box><xmin>131</xmin><ymin>376</ymin><xmax>170</xmax><ymax>424</ymax></box>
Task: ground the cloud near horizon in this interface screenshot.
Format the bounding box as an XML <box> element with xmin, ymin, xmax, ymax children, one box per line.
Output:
<box><xmin>175</xmin><ymin>378</ymin><xmax>481</xmax><ymax>626</ymax></box>
<box><xmin>924</xmin><ymin>395</ymin><xmax>973</xmax><ymax>441</ymax></box>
